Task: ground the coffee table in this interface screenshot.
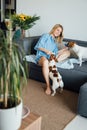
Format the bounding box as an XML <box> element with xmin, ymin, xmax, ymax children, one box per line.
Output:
<box><xmin>19</xmin><ymin>112</ymin><xmax>42</xmax><ymax>130</ymax></box>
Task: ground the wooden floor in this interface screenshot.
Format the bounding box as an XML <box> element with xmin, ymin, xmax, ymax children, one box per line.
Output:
<box><xmin>19</xmin><ymin>112</ymin><xmax>42</xmax><ymax>130</ymax></box>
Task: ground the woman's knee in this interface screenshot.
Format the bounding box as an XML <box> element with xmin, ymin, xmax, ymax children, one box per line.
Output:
<box><xmin>58</xmin><ymin>50</ymin><xmax>70</xmax><ymax>62</ymax></box>
<box><xmin>39</xmin><ymin>57</ymin><xmax>48</xmax><ymax>66</ymax></box>
<box><xmin>43</xmin><ymin>59</ymin><xmax>48</xmax><ymax>67</ymax></box>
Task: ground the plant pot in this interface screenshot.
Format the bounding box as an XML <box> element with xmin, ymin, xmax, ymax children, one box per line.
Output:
<box><xmin>22</xmin><ymin>106</ymin><xmax>30</xmax><ymax>119</ymax></box>
<box><xmin>0</xmin><ymin>99</ymin><xmax>23</xmax><ymax>130</ymax></box>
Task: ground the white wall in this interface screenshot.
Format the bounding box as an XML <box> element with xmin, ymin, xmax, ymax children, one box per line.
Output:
<box><xmin>17</xmin><ymin>0</ymin><xmax>87</xmax><ymax>41</ymax></box>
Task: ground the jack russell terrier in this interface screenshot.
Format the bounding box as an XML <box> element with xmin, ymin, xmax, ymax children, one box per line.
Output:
<box><xmin>67</xmin><ymin>41</ymin><xmax>87</xmax><ymax>66</ymax></box>
<box><xmin>49</xmin><ymin>54</ymin><xmax>64</xmax><ymax>96</ymax></box>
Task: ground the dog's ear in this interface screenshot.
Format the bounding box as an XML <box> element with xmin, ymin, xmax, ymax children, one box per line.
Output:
<box><xmin>55</xmin><ymin>57</ymin><xmax>58</xmax><ymax>62</ymax></box>
<box><xmin>52</xmin><ymin>54</ymin><xmax>58</xmax><ymax>62</ymax></box>
<box><xmin>67</xmin><ymin>41</ymin><xmax>75</xmax><ymax>48</ymax></box>
<box><xmin>49</xmin><ymin>54</ymin><xmax>58</xmax><ymax>62</ymax></box>
<box><xmin>50</xmin><ymin>54</ymin><xmax>55</xmax><ymax>60</ymax></box>
<box><xmin>49</xmin><ymin>55</ymin><xmax>52</xmax><ymax>61</ymax></box>
<box><xmin>49</xmin><ymin>54</ymin><xmax>54</xmax><ymax>60</ymax></box>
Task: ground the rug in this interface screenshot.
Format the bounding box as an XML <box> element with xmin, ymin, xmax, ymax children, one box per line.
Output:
<box><xmin>64</xmin><ymin>115</ymin><xmax>87</xmax><ymax>130</ymax></box>
<box><xmin>22</xmin><ymin>79</ymin><xmax>79</xmax><ymax>130</ymax></box>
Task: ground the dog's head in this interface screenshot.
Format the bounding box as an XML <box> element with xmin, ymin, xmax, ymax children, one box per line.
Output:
<box><xmin>49</xmin><ymin>54</ymin><xmax>58</xmax><ymax>62</ymax></box>
<box><xmin>66</xmin><ymin>41</ymin><xmax>76</xmax><ymax>48</ymax></box>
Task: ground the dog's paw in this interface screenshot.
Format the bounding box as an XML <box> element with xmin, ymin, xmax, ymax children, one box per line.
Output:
<box><xmin>58</xmin><ymin>88</ymin><xmax>63</xmax><ymax>94</ymax></box>
<box><xmin>51</xmin><ymin>92</ymin><xmax>55</xmax><ymax>96</ymax></box>
<box><xmin>79</xmin><ymin>63</ymin><xmax>82</xmax><ymax>67</ymax></box>
<box><xmin>79</xmin><ymin>60</ymin><xmax>82</xmax><ymax>67</ymax></box>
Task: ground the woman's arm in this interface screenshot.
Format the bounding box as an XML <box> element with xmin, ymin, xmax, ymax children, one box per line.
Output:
<box><xmin>38</xmin><ymin>47</ymin><xmax>52</xmax><ymax>55</ymax></box>
<box><xmin>58</xmin><ymin>42</ymin><xmax>69</xmax><ymax>54</ymax></box>
<box><xmin>56</xmin><ymin>46</ymin><xmax>70</xmax><ymax>62</ymax></box>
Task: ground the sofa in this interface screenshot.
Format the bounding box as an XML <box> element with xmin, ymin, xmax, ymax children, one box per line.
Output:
<box><xmin>18</xmin><ymin>36</ymin><xmax>87</xmax><ymax>93</ymax></box>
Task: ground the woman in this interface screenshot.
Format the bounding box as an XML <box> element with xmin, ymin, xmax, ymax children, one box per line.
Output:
<box><xmin>34</xmin><ymin>24</ymin><xmax>70</xmax><ymax>95</ymax></box>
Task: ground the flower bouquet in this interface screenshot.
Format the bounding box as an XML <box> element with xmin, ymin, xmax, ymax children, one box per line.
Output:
<box><xmin>12</xmin><ymin>13</ymin><xmax>40</xmax><ymax>30</ymax></box>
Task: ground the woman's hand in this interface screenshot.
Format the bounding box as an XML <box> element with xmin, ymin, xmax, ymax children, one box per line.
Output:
<box><xmin>46</xmin><ymin>50</ymin><xmax>52</xmax><ymax>55</ymax></box>
<box><xmin>39</xmin><ymin>48</ymin><xmax>52</xmax><ymax>55</ymax></box>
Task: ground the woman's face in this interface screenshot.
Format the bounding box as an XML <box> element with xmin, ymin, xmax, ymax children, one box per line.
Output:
<box><xmin>53</xmin><ymin>27</ymin><xmax>62</xmax><ymax>37</ymax></box>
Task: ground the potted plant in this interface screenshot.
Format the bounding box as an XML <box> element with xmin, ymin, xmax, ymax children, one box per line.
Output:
<box><xmin>0</xmin><ymin>18</ymin><xmax>27</xmax><ymax>130</ymax></box>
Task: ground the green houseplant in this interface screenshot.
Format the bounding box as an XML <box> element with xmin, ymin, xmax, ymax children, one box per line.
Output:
<box><xmin>0</xmin><ymin>19</ymin><xmax>27</xmax><ymax>130</ymax></box>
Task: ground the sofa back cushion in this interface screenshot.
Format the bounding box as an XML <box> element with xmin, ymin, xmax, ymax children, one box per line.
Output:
<box><xmin>18</xmin><ymin>36</ymin><xmax>40</xmax><ymax>55</ymax></box>
<box><xmin>18</xmin><ymin>36</ymin><xmax>87</xmax><ymax>55</ymax></box>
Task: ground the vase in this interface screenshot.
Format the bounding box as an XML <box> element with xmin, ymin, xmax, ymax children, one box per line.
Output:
<box><xmin>21</xmin><ymin>29</ymin><xmax>25</xmax><ymax>38</ymax></box>
<box><xmin>25</xmin><ymin>29</ymin><xmax>30</xmax><ymax>37</ymax></box>
<box><xmin>13</xmin><ymin>26</ymin><xmax>21</xmax><ymax>42</ymax></box>
<box><xmin>21</xmin><ymin>29</ymin><xmax>30</xmax><ymax>38</ymax></box>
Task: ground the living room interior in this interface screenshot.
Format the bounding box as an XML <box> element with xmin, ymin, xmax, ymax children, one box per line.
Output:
<box><xmin>0</xmin><ymin>0</ymin><xmax>87</xmax><ymax>130</ymax></box>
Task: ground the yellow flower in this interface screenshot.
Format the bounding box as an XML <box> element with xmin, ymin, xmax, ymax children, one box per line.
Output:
<box><xmin>19</xmin><ymin>14</ymin><xmax>26</xmax><ymax>21</ymax></box>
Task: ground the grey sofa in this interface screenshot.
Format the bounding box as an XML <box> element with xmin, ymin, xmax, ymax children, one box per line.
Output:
<box><xmin>18</xmin><ymin>36</ymin><xmax>87</xmax><ymax>93</ymax></box>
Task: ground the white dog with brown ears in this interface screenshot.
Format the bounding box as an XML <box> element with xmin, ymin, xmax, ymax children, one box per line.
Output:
<box><xmin>48</xmin><ymin>54</ymin><xmax>64</xmax><ymax>96</ymax></box>
<box><xmin>67</xmin><ymin>41</ymin><xmax>87</xmax><ymax>66</ymax></box>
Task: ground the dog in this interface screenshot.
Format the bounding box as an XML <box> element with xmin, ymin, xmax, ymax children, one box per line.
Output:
<box><xmin>67</xmin><ymin>41</ymin><xmax>87</xmax><ymax>66</ymax></box>
<box><xmin>48</xmin><ymin>54</ymin><xmax>64</xmax><ymax>96</ymax></box>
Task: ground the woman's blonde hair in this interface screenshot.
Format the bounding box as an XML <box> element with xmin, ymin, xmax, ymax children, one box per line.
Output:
<box><xmin>49</xmin><ymin>24</ymin><xmax>64</xmax><ymax>43</ymax></box>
